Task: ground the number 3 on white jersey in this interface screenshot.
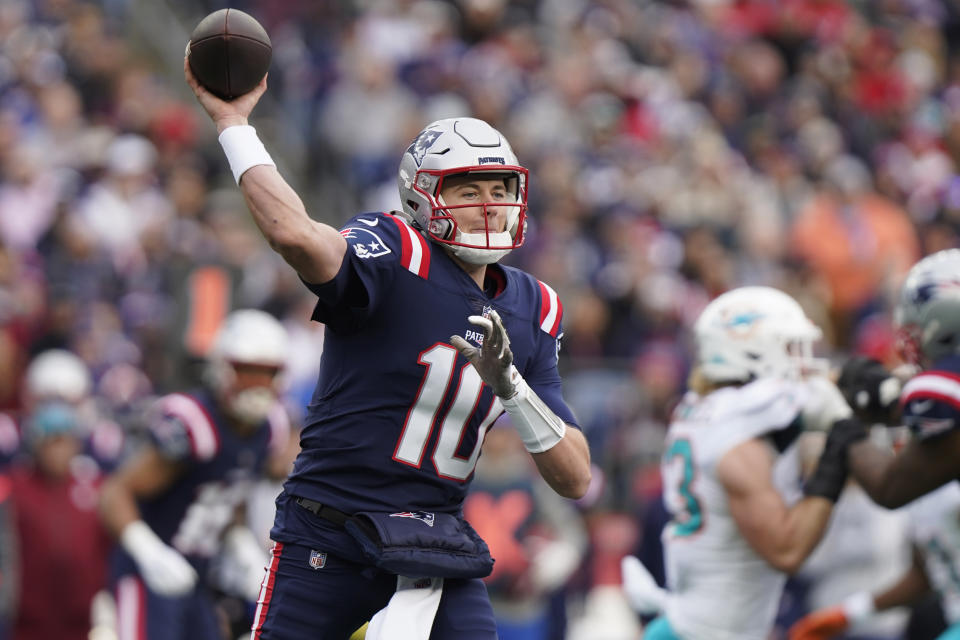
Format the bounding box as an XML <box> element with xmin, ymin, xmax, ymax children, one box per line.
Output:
<box><xmin>664</xmin><ymin>438</ymin><xmax>704</xmax><ymax>537</ymax></box>
<box><xmin>394</xmin><ymin>343</ymin><xmax>502</xmax><ymax>481</ymax></box>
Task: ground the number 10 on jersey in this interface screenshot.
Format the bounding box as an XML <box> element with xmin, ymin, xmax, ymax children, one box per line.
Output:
<box><xmin>393</xmin><ymin>343</ymin><xmax>502</xmax><ymax>481</ymax></box>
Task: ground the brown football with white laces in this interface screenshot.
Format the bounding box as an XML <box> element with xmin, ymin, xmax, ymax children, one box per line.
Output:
<box><xmin>187</xmin><ymin>8</ymin><xmax>271</xmax><ymax>100</ymax></box>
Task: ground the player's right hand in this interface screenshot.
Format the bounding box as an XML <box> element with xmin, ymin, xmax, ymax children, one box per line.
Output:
<box><xmin>183</xmin><ymin>56</ymin><xmax>267</xmax><ymax>135</ymax></box>
<box><xmin>837</xmin><ymin>356</ymin><xmax>903</xmax><ymax>425</ymax></box>
<box><xmin>121</xmin><ymin>520</ymin><xmax>198</xmax><ymax>597</ymax></box>
<box><xmin>788</xmin><ymin>606</ymin><xmax>849</xmax><ymax>640</ymax></box>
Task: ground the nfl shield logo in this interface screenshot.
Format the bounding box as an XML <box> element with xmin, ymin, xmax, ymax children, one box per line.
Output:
<box><xmin>309</xmin><ymin>549</ymin><xmax>327</xmax><ymax>570</ymax></box>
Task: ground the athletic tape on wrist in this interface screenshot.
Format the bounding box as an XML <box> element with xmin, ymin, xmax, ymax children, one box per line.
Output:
<box><xmin>499</xmin><ymin>366</ymin><xmax>566</xmax><ymax>453</ymax></box>
<box><xmin>120</xmin><ymin>520</ymin><xmax>161</xmax><ymax>557</ymax></box>
<box><xmin>218</xmin><ymin>125</ymin><xmax>275</xmax><ymax>184</ymax></box>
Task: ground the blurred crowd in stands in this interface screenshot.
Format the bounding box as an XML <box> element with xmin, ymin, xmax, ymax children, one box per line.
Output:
<box><xmin>0</xmin><ymin>0</ymin><xmax>958</xmax><ymax>638</ymax></box>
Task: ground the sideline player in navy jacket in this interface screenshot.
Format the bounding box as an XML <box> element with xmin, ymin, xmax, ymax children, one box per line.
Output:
<box><xmin>185</xmin><ymin>61</ymin><xmax>591</xmax><ymax>639</ymax></box>
<box><xmin>99</xmin><ymin>310</ymin><xmax>294</xmax><ymax>640</ymax></box>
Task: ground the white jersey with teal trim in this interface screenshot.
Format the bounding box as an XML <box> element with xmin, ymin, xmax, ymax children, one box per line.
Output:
<box><xmin>660</xmin><ymin>377</ymin><xmax>808</xmax><ymax>640</ymax></box>
<box><xmin>907</xmin><ymin>483</ymin><xmax>960</xmax><ymax>624</ymax></box>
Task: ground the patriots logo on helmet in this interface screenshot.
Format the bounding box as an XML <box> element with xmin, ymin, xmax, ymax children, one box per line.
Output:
<box><xmin>406</xmin><ymin>129</ymin><xmax>442</xmax><ymax>167</ymax></box>
<box><xmin>389</xmin><ymin>511</ymin><xmax>436</xmax><ymax>527</ymax></box>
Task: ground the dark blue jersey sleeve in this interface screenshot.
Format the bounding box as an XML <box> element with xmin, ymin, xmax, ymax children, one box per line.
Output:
<box><xmin>900</xmin><ymin>370</ymin><xmax>960</xmax><ymax>440</ymax></box>
<box><xmin>148</xmin><ymin>413</ymin><xmax>193</xmax><ymax>462</ymax></box>
<box><xmin>518</xmin><ymin>321</ymin><xmax>577</xmax><ymax>429</ymax></box>
<box><xmin>517</xmin><ymin>278</ymin><xmax>580</xmax><ymax>429</ymax></box>
<box><xmin>302</xmin><ymin>212</ymin><xmax>416</xmax><ymax>333</ymax></box>
<box><xmin>147</xmin><ymin>393</ymin><xmax>221</xmax><ymax>462</ymax></box>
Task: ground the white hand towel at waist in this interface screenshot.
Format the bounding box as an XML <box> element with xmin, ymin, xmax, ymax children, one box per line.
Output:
<box><xmin>365</xmin><ymin>576</ymin><xmax>444</xmax><ymax>640</ymax></box>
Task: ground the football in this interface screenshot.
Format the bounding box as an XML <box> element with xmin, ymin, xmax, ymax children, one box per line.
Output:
<box><xmin>187</xmin><ymin>8</ymin><xmax>271</xmax><ymax>100</ymax></box>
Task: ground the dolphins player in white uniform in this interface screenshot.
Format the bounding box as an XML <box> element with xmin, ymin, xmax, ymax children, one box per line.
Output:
<box><xmin>621</xmin><ymin>286</ymin><xmax>858</xmax><ymax>640</ymax></box>
<box><xmin>789</xmin><ymin>481</ymin><xmax>960</xmax><ymax>640</ymax></box>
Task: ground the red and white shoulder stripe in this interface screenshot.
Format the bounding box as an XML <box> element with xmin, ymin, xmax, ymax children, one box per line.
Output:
<box><xmin>155</xmin><ymin>393</ymin><xmax>220</xmax><ymax>461</ymax></box>
<box><xmin>537</xmin><ymin>280</ymin><xmax>563</xmax><ymax>337</ymax></box>
<box><xmin>387</xmin><ymin>214</ymin><xmax>431</xmax><ymax>279</ymax></box>
<box><xmin>901</xmin><ymin>371</ymin><xmax>960</xmax><ymax>411</ymax></box>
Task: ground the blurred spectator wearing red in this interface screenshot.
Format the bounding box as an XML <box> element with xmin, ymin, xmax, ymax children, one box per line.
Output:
<box><xmin>3</xmin><ymin>402</ymin><xmax>112</xmax><ymax>640</ymax></box>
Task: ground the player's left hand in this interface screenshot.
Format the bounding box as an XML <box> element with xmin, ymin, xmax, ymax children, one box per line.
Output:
<box><xmin>450</xmin><ymin>310</ymin><xmax>519</xmax><ymax>398</ymax></box>
<box><xmin>788</xmin><ymin>606</ymin><xmax>849</xmax><ymax>640</ymax></box>
<box><xmin>223</xmin><ymin>525</ymin><xmax>269</xmax><ymax>602</ymax></box>
<box><xmin>800</xmin><ymin>376</ymin><xmax>853</xmax><ymax>432</ymax></box>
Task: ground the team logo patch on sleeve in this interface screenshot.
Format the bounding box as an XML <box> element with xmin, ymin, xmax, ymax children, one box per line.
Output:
<box><xmin>389</xmin><ymin>511</ymin><xmax>435</xmax><ymax>527</ymax></box>
<box><xmin>340</xmin><ymin>227</ymin><xmax>392</xmax><ymax>259</ymax></box>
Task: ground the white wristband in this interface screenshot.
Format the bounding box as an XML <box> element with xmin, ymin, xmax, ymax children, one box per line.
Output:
<box><xmin>841</xmin><ymin>591</ymin><xmax>876</xmax><ymax>624</ymax></box>
<box><xmin>120</xmin><ymin>519</ymin><xmax>162</xmax><ymax>558</ymax></box>
<box><xmin>500</xmin><ymin>366</ymin><xmax>567</xmax><ymax>453</ymax></box>
<box><xmin>218</xmin><ymin>125</ymin><xmax>276</xmax><ymax>184</ymax></box>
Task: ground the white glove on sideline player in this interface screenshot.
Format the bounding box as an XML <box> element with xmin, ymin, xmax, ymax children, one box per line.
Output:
<box><xmin>620</xmin><ymin>555</ymin><xmax>667</xmax><ymax>615</ymax></box>
<box><xmin>800</xmin><ymin>376</ymin><xmax>853</xmax><ymax>432</ymax></box>
<box><xmin>121</xmin><ymin>520</ymin><xmax>198</xmax><ymax>597</ymax></box>
<box><xmin>222</xmin><ymin>524</ymin><xmax>269</xmax><ymax>601</ymax></box>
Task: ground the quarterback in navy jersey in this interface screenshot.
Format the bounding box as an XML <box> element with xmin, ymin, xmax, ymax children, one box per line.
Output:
<box><xmin>99</xmin><ymin>310</ymin><xmax>294</xmax><ymax>640</ymax></box>
<box><xmin>186</xmin><ymin>60</ymin><xmax>591</xmax><ymax>640</ymax></box>
<box><xmin>824</xmin><ymin>249</ymin><xmax>960</xmax><ymax>510</ymax></box>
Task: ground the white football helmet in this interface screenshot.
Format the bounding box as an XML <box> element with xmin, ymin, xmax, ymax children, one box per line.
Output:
<box><xmin>694</xmin><ymin>286</ymin><xmax>825</xmax><ymax>383</ymax></box>
<box><xmin>895</xmin><ymin>249</ymin><xmax>960</xmax><ymax>367</ymax></box>
<box><xmin>206</xmin><ymin>309</ymin><xmax>289</xmax><ymax>425</ymax></box>
<box><xmin>397</xmin><ymin>117</ymin><xmax>528</xmax><ymax>265</ymax></box>
<box><xmin>24</xmin><ymin>349</ymin><xmax>92</xmax><ymax>404</ymax></box>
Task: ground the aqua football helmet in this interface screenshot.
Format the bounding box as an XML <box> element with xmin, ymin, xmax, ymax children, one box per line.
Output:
<box><xmin>694</xmin><ymin>286</ymin><xmax>825</xmax><ymax>383</ymax></box>
<box><xmin>397</xmin><ymin>117</ymin><xmax>527</xmax><ymax>265</ymax></box>
<box><xmin>895</xmin><ymin>249</ymin><xmax>960</xmax><ymax>367</ymax></box>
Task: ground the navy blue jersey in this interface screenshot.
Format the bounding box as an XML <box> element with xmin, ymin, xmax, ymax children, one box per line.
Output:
<box><xmin>280</xmin><ymin>212</ymin><xmax>577</xmax><ymax>524</ymax></box>
<box><xmin>116</xmin><ymin>390</ymin><xmax>289</xmax><ymax>578</ymax></box>
<box><xmin>900</xmin><ymin>355</ymin><xmax>960</xmax><ymax>441</ymax></box>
